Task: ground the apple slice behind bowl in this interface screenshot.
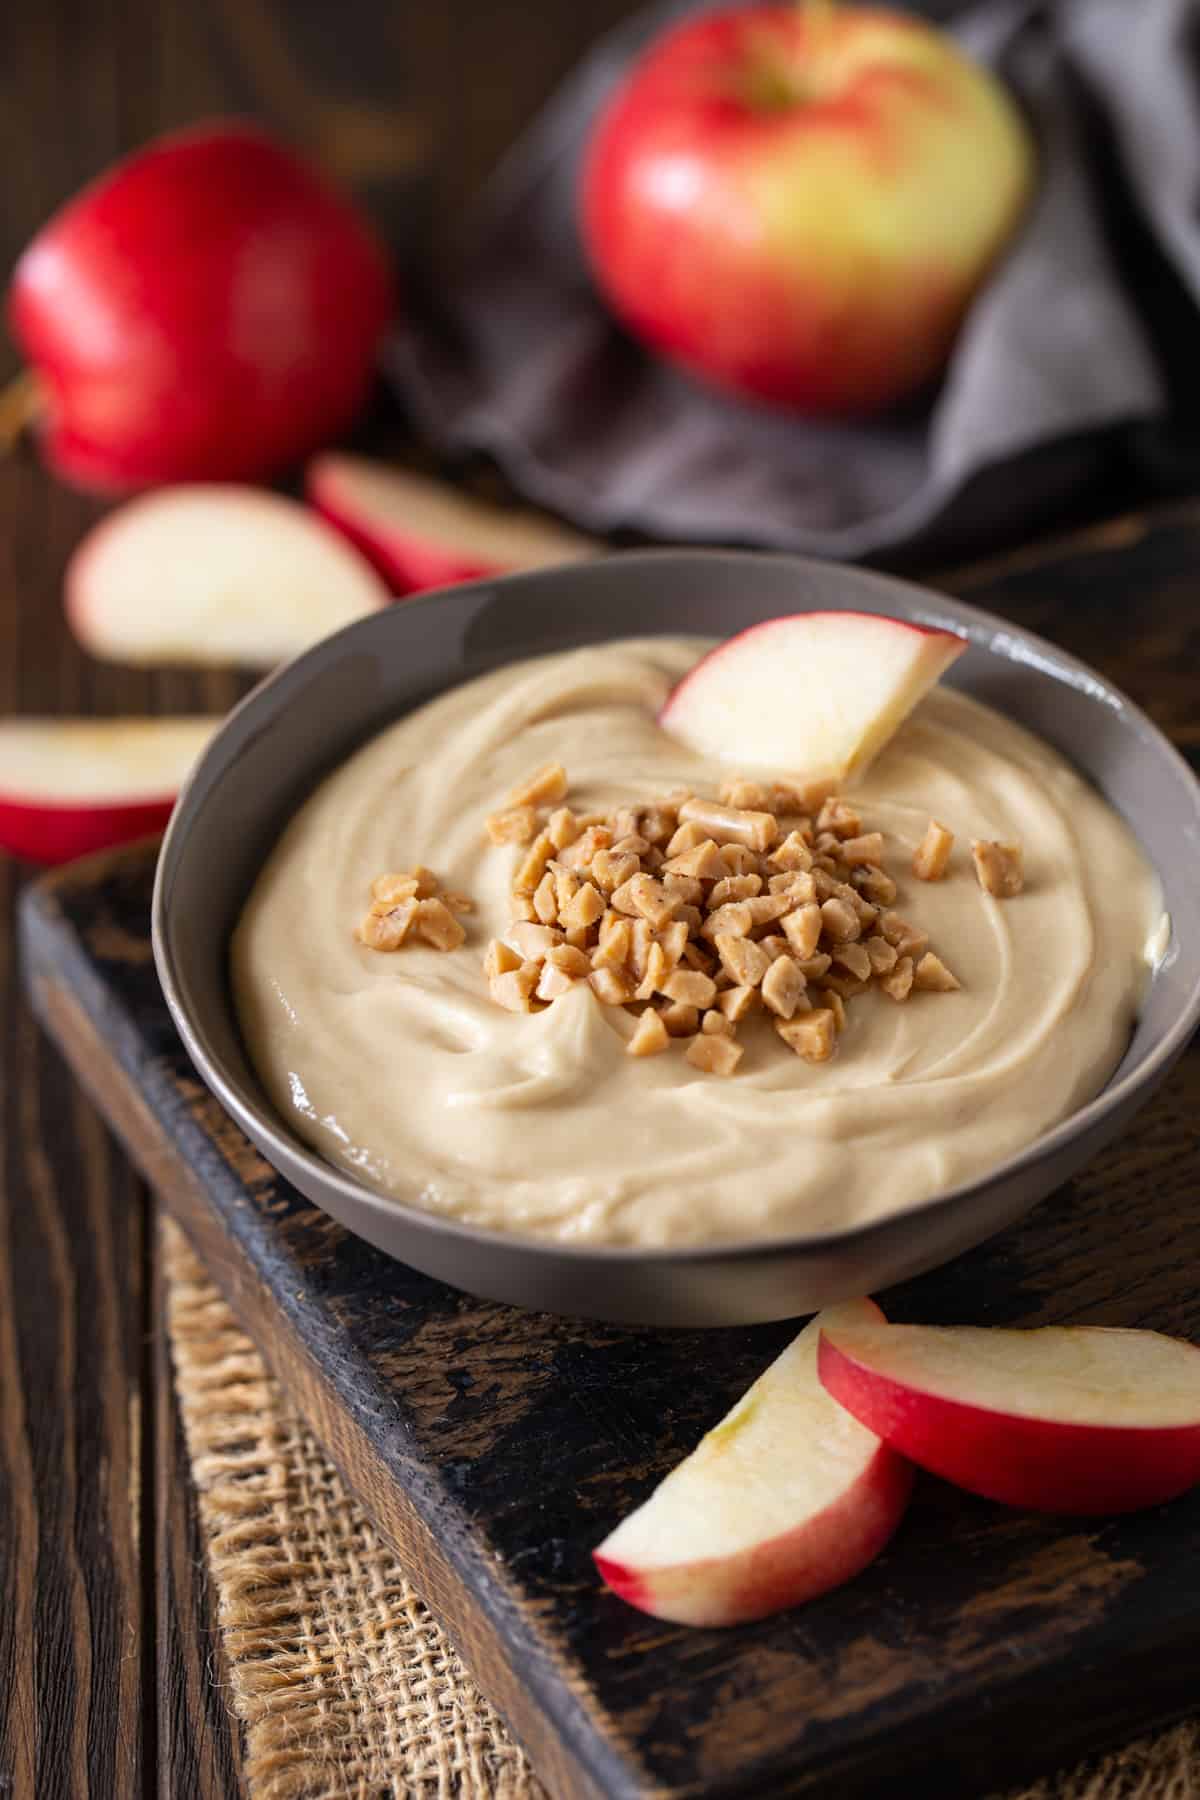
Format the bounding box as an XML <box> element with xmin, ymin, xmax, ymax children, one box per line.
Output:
<box><xmin>819</xmin><ymin>1320</ymin><xmax>1200</xmax><ymax>1515</ymax></box>
<box><xmin>594</xmin><ymin>1298</ymin><xmax>912</xmax><ymax>1625</ymax></box>
<box><xmin>0</xmin><ymin>716</ymin><xmax>217</xmax><ymax>863</ymax></box>
<box><xmin>67</xmin><ymin>486</ymin><xmax>388</xmax><ymax>669</ymax></box>
<box><xmin>660</xmin><ymin>611</ymin><xmax>966</xmax><ymax>784</ymax></box>
<box><xmin>308</xmin><ymin>453</ymin><xmax>598</xmax><ymax>593</ymax></box>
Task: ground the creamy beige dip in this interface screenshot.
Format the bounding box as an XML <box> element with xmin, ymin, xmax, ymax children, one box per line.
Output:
<box><xmin>232</xmin><ymin>637</ymin><xmax>1160</xmax><ymax>1248</ymax></box>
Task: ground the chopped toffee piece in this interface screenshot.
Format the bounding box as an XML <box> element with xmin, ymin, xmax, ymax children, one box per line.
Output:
<box><xmin>685</xmin><ymin>1033</ymin><xmax>744</xmax><ymax>1075</ymax></box>
<box><xmin>776</xmin><ymin>1011</ymin><xmax>837</xmax><ymax>1063</ymax></box>
<box><xmin>660</xmin><ymin>1000</ymin><xmax>700</xmax><ymax>1037</ymax></box>
<box><xmin>357</xmin><ymin>899</ymin><xmax>418</xmax><ymax>951</ymax></box>
<box><xmin>485</xmin><ymin>805</ymin><xmax>538</xmax><ymax>847</ymax></box>
<box><xmin>880</xmin><ymin>956</ymin><xmax>915</xmax><ymax>1002</ymax></box>
<box><xmin>913</xmin><ymin>818</ymin><xmax>955</xmax><ymax>881</ymax></box>
<box><xmin>627</xmin><ymin>1008</ymin><xmax>670</xmax><ymax>1057</ymax></box>
<box><xmin>913</xmin><ymin>951</ymin><xmax>962</xmax><ymax>991</ymax></box>
<box><xmin>972</xmin><ymin>838</ymin><xmax>1024</xmax><ymax>898</ymax></box>
<box><xmin>508</xmin><ymin>761</ymin><xmax>568</xmax><ymax>808</ymax></box>
<box><xmin>413</xmin><ymin>897</ymin><xmax>466</xmax><ymax>952</ymax></box>
<box><xmin>490</xmin><ymin>963</ymin><xmax>540</xmax><ymax>1012</ymax></box>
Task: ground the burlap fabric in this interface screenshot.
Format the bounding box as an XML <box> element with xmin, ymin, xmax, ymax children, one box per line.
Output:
<box><xmin>161</xmin><ymin>1217</ymin><xmax>1198</xmax><ymax>1800</ymax></box>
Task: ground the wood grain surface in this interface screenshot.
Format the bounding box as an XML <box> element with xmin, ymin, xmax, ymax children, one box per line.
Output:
<box><xmin>0</xmin><ymin>3</ymin><xmax>646</xmax><ymax>1794</ymax></box>
<box><xmin>18</xmin><ymin>509</ymin><xmax>1200</xmax><ymax>1798</ymax></box>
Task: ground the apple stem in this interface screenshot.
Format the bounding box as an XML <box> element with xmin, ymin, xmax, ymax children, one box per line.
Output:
<box><xmin>0</xmin><ymin>370</ymin><xmax>44</xmax><ymax>454</ymax></box>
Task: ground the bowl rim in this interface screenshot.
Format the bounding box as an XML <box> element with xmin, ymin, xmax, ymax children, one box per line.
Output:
<box><xmin>153</xmin><ymin>547</ymin><xmax>1200</xmax><ymax>1268</ymax></box>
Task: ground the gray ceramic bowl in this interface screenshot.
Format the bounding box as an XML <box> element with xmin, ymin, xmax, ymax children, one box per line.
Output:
<box><xmin>153</xmin><ymin>551</ymin><xmax>1200</xmax><ymax>1327</ymax></box>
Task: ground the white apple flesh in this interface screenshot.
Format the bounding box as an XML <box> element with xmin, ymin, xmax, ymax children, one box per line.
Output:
<box><xmin>819</xmin><ymin>1321</ymin><xmax>1200</xmax><ymax>1515</ymax></box>
<box><xmin>659</xmin><ymin>611</ymin><xmax>966</xmax><ymax>783</ymax></box>
<box><xmin>67</xmin><ymin>485</ymin><xmax>388</xmax><ymax>669</ymax></box>
<box><xmin>593</xmin><ymin>1298</ymin><xmax>912</xmax><ymax>1626</ymax></box>
<box><xmin>0</xmin><ymin>716</ymin><xmax>216</xmax><ymax>863</ymax></box>
<box><xmin>308</xmin><ymin>453</ymin><xmax>598</xmax><ymax>594</ymax></box>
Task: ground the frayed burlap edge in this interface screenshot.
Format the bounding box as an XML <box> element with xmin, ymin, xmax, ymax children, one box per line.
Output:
<box><xmin>161</xmin><ymin>1216</ymin><xmax>546</xmax><ymax>1800</ymax></box>
<box><xmin>998</xmin><ymin>1727</ymin><xmax>1199</xmax><ymax>1800</ymax></box>
<box><xmin>162</xmin><ymin>1214</ymin><xmax>1198</xmax><ymax>1800</ymax></box>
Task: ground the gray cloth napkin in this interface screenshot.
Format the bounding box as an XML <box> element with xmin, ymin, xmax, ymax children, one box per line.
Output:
<box><xmin>388</xmin><ymin>0</ymin><xmax>1199</xmax><ymax>563</ymax></box>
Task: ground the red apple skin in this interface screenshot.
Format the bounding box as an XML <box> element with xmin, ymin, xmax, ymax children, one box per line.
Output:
<box><xmin>7</xmin><ymin>121</ymin><xmax>396</xmax><ymax>492</ymax></box>
<box><xmin>0</xmin><ymin>795</ymin><xmax>176</xmax><ymax>865</ymax></box>
<box><xmin>818</xmin><ymin>1332</ymin><xmax>1200</xmax><ymax>1515</ymax></box>
<box><xmin>306</xmin><ymin>455</ymin><xmax>598</xmax><ymax>596</ymax></box>
<box><xmin>581</xmin><ymin>5</ymin><xmax>1035</xmax><ymax>415</ymax></box>
<box><xmin>308</xmin><ymin>476</ymin><xmax>501</xmax><ymax>595</ymax></box>
<box><xmin>594</xmin><ymin>1443</ymin><xmax>911</xmax><ymax>1626</ymax></box>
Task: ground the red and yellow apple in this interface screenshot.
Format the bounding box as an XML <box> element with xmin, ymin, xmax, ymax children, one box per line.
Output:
<box><xmin>67</xmin><ymin>485</ymin><xmax>387</xmax><ymax>669</ymax></box>
<box><xmin>581</xmin><ymin>3</ymin><xmax>1035</xmax><ymax>415</ymax></box>
<box><xmin>307</xmin><ymin>453</ymin><xmax>598</xmax><ymax>594</ymax></box>
<box><xmin>659</xmin><ymin>610</ymin><xmax>966</xmax><ymax>783</ymax></box>
<box><xmin>819</xmin><ymin>1320</ymin><xmax>1200</xmax><ymax>1515</ymax></box>
<box><xmin>593</xmin><ymin>1299</ymin><xmax>912</xmax><ymax>1626</ymax></box>
<box><xmin>0</xmin><ymin>717</ymin><xmax>216</xmax><ymax>864</ymax></box>
<box><xmin>7</xmin><ymin>121</ymin><xmax>396</xmax><ymax>492</ymax></box>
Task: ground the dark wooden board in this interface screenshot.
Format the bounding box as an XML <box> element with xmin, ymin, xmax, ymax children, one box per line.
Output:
<box><xmin>18</xmin><ymin>509</ymin><xmax>1200</xmax><ymax>1800</ymax></box>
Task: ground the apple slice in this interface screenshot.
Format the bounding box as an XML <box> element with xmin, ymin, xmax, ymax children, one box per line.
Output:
<box><xmin>66</xmin><ymin>486</ymin><xmax>389</xmax><ymax>669</ymax></box>
<box><xmin>659</xmin><ymin>612</ymin><xmax>967</xmax><ymax>784</ymax></box>
<box><xmin>593</xmin><ymin>1299</ymin><xmax>912</xmax><ymax>1627</ymax></box>
<box><xmin>819</xmin><ymin>1320</ymin><xmax>1200</xmax><ymax>1516</ymax></box>
<box><xmin>307</xmin><ymin>453</ymin><xmax>598</xmax><ymax>593</ymax></box>
<box><xmin>0</xmin><ymin>716</ymin><xmax>216</xmax><ymax>863</ymax></box>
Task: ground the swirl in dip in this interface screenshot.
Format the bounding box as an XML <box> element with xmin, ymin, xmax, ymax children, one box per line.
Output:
<box><xmin>231</xmin><ymin>636</ymin><xmax>1160</xmax><ymax>1248</ymax></box>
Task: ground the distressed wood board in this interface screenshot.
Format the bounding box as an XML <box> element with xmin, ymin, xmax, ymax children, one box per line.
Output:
<box><xmin>19</xmin><ymin>511</ymin><xmax>1200</xmax><ymax>1799</ymax></box>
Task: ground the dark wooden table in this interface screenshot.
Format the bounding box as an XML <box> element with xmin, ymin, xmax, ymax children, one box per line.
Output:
<box><xmin>1</xmin><ymin>5</ymin><xmax>1196</xmax><ymax>1798</ymax></box>
<box><xmin>0</xmin><ymin>6</ymin><xmax>648</xmax><ymax>1794</ymax></box>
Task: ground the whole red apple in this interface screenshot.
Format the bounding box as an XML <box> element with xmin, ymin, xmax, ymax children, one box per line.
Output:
<box><xmin>7</xmin><ymin>120</ymin><xmax>396</xmax><ymax>491</ymax></box>
<box><xmin>581</xmin><ymin>3</ymin><xmax>1035</xmax><ymax>415</ymax></box>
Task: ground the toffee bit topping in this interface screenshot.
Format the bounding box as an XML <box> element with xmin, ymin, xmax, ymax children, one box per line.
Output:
<box><xmin>972</xmin><ymin>838</ymin><xmax>1024</xmax><ymax>898</ymax></box>
<box><xmin>357</xmin><ymin>865</ymin><xmax>473</xmax><ymax>954</ymax></box>
<box><xmin>761</xmin><ymin>954</ymin><xmax>806</xmax><ymax>1020</ymax></box>
<box><xmin>776</xmin><ymin>1010</ymin><xmax>837</xmax><ymax>1063</ymax></box>
<box><xmin>913</xmin><ymin>818</ymin><xmax>954</xmax><ymax>881</ymax></box>
<box><xmin>362</xmin><ymin>758</ymin><xmax>1007</xmax><ymax>1073</ymax></box>
<box><xmin>817</xmin><ymin>797</ymin><xmax>862</xmax><ymax>839</ymax></box>
<box><xmin>491</xmin><ymin>963</ymin><xmax>540</xmax><ymax>1012</ymax></box>
<box><xmin>413</xmin><ymin>897</ymin><xmax>467</xmax><ymax>952</ymax></box>
<box><xmin>371</xmin><ymin>872</ymin><xmax>419</xmax><ymax>905</ymax></box>
<box><xmin>485</xmin><ymin>805</ymin><xmax>538</xmax><ymax>846</ymax></box>
<box><xmin>880</xmin><ymin>956</ymin><xmax>915</xmax><ymax>1002</ymax></box>
<box><xmin>913</xmin><ymin>951</ymin><xmax>962</xmax><ymax>992</ymax></box>
<box><xmin>839</xmin><ymin>832</ymin><xmax>885</xmax><ymax>867</ymax></box>
<box><xmin>508</xmin><ymin>762</ymin><xmax>568</xmax><ymax>809</ymax></box>
<box><xmin>358</xmin><ymin>899</ymin><xmax>418</xmax><ymax>951</ymax></box>
<box><xmin>484</xmin><ymin>939</ymin><xmax>521</xmax><ymax>980</ymax></box>
<box><xmin>701</xmin><ymin>1008</ymin><xmax>735</xmax><ymax>1037</ymax></box>
<box><xmin>685</xmin><ymin>1033</ymin><xmax>744</xmax><ymax>1075</ymax></box>
<box><xmin>678</xmin><ymin>797</ymin><xmax>778</xmax><ymax>852</ymax></box>
<box><xmin>470</xmin><ymin>766</ymin><xmax>976</xmax><ymax>1067</ymax></box>
<box><xmin>628</xmin><ymin>1008</ymin><xmax>670</xmax><ymax>1057</ymax></box>
<box><xmin>661</xmin><ymin>1000</ymin><xmax>700</xmax><ymax>1037</ymax></box>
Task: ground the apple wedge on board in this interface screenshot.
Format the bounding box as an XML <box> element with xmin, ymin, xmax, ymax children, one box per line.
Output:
<box><xmin>0</xmin><ymin>716</ymin><xmax>216</xmax><ymax>863</ymax></box>
<box><xmin>818</xmin><ymin>1321</ymin><xmax>1200</xmax><ymax>1515</ymax></box>
<box><xmin>67</xmin><ymin>486</ymin><xmax>388</xmax><ymax>670</ymax></box>
<box><xmin>308</xmin><ymin>453</ymin><xmax>598</xmax><ymax>594</ymax></box>
<box><xmin>593</xmin><ymin>1298</ymin><xmax>912</xmax><ymax>1626</ymax></box>
<box><xmin>659</xmin><ymin>611</ymin><xmax>966</xmax><ymax>786</ymax></box>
